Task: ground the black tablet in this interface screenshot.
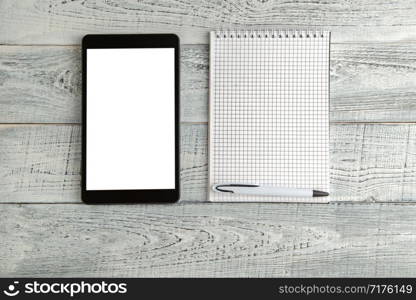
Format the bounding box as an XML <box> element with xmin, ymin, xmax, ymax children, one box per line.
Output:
<box><xmin>82</xmin><ymin>34</ymin><xmax>180</xmax><ymax>203</ymax></box>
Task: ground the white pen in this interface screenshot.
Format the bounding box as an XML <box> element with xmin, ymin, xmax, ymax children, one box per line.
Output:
<box><xmin>212</xmin><ymin>184</ymin><xmax>329</xmax><ymax>197</ymax></box>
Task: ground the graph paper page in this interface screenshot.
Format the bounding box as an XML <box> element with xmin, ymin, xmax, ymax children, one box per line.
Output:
<box><xmin>209</xmin><ymin>30</ymin><xmax>330</xmax><ymax>202</ymax></box>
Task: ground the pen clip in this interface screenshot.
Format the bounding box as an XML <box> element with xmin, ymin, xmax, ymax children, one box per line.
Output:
<box><xmin>213</xmin><ymin>184</ymin><xmax>259</xmax><ymax>193</ymax></box>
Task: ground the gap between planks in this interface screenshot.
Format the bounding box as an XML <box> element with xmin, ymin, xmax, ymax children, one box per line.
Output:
<box><xmin>1</xmin><ymin>41</ymin><xmax>416</xmax><ymax>46</ymax></box>
<box><xmin>2</xmin><ymin>201</ymin><xmax>416</xmax><ymax>206</ymax></box>
<box><xmin>1</xmin><ymin>122</ymin><xmax>416</xmax><ymax>126</ymax></box>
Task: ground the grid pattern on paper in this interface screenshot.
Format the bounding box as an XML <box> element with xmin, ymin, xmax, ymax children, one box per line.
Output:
<box><xmin>209</xmin><ymin>30</ymin><xmax>330</xmax><ymax>202</ymax></box>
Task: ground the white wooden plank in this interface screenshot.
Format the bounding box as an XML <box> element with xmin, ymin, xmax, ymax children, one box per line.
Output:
<box><xmin>331</xmin><ymin>125</ymin><xmax>416</xmax><ymax>201</ymax></box>
<box><xmin>0</xmin><ymin>124</ymin><xmax>206</xmax><ymax>202</ymax></box>
<box><xmin>0</xmin><ymin>46</ymin><xmax>81</xmax><ymax>123</ymax></box>
<box><xmin>0</xmin><ymin>0</ymin><xmax>416</xmax><ymax>44</ymax></box>
<box><xmin>331</xmin><ymin>43</ymin><xmax>416</xmax><ymax>122</ymax></box>
<box><xmin>0</xmin><ymin>124</ymin><xmax>415</xmax><ymax>203</ymax></box>
<box><xmin>2</xmin><ymin>202</ymin><xmax>416</xmax><ymax>277</ymax></box>
<box><xmin>0</xmin><ymin>44</ymin><xmax>415</xmax><ymax>123</ymax></box>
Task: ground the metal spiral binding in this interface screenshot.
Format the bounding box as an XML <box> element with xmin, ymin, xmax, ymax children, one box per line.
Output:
<box><xmin>215</xmin><ymin>29</ymin><xmax>327</xmax><ymax>39</ymax></box>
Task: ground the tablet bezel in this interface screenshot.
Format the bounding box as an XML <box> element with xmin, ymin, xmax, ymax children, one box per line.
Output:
<box><xmin>82</xmin><ymin>34</ymin><xmax>180</xmax><ymax>203</ymax></box>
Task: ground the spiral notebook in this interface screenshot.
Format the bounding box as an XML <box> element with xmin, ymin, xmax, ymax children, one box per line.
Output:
<box><xmin>209</xmin><ymin>30</ymin><xmax>330</xmax><ymax>202</ymax></box>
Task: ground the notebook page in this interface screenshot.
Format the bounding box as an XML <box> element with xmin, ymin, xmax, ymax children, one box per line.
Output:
<box><xmin>209</xmin><ymin>30</ymin><xmax>330</xmax><ymax>202</ymax></box>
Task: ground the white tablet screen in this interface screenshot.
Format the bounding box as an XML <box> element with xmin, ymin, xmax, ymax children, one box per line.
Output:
<box><xmin>86</xmin><ymin>48</ymin><xmax>175</xmax><ymax>190</ymax></box>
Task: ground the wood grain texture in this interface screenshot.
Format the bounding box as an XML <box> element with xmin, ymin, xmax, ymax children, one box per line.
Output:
<box><xmin>0</xmin><ymin>46</ymin><xmax>81</xmax><ymax>123</ymax></box>
<box><xmin>1</xmin><ymin>0</ymin><xmax>416</xmax><ymax>44</ymax></box>
<box><xmin>2</xmin><ymin>202</ymin><xmax>416</xmax><ymax>277</ymax></box>
<box><xmin>0</xmin><ymin>45</ymin><xmax>209</xmax><ymax>123</ymax></box>
<box><xmin>331</xmin><ymin>43</ymin><xmax>416</xmax><ymax>122</ymax></box>
<box><xmin>1</xmin><ymin>124</ymin><xmax>415</xmax><ymax>203</ymax></box>
<box><xmin>0</xmin><ymin>124</ymin><xmax>207</xmax><ymax>202</ymax></box>
<box><xmin>1</xmin><ymin>44</ymin><xmax>416</xmax><ymax>123</ymax></box>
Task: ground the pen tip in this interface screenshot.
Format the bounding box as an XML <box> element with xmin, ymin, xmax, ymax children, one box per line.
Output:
<box><xmin>313</xmin><ymin>190</ymin><xmax>329</xmax><ymax>197</ymax></box>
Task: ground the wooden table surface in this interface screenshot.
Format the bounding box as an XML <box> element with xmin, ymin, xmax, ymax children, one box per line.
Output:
<box><xmin>1</xmin><ymin>0</ymin><xmax>416</xmax><ymax>277</ymax></box>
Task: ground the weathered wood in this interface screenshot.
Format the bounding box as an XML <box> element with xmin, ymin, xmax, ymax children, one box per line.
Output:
<box><xmin>0</xmin><ymin>124</ymin><xmax>415</xmax><ymax>203</ymax></box>
<box><xmin>0</xmin><ymin>0</ymin><xmax>416</xmax><ymax>44</ymax></box>
<box><xmin>331</xmin><ymin>125</ymin><xmax>416</xmax><ymax>202</ymax></box>
<box><xmin>0</xmin><ymin>45</ymin><xmax>209</xmax><ymax>123</ymax></box>
<box><xmin>1</xmin><ymin>0</ymin><xmax>415</xmax><ymax>279</ymax></box>
<box><xmin>0</xmin><ymin>124</ymin><xmax>207</xmax><ymax>202</ymax></box>
<box><xmin>0</xmin><ymin>46</ymin><xmax>81</xmax><ymax>123</ymax></box>
<box><xmin>1</xmin><ymin>44</ymin><xmax>416</xmax><ymax>123</ymax></box>
<box><xmin>2</xmin><ymin>202</ymin><xmax>416</xmax><ymax>277</ymax></box>
<box><xmin>331</xmin><ymin>43</ymin><xmax>416</xmax><ymax>122</ymax></box>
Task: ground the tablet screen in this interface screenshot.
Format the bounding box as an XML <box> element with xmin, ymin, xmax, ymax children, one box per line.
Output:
<box><xmin>86</xmin><ymin>48</ymin><xmax>175</xmax><ymax>190</ymax></box>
